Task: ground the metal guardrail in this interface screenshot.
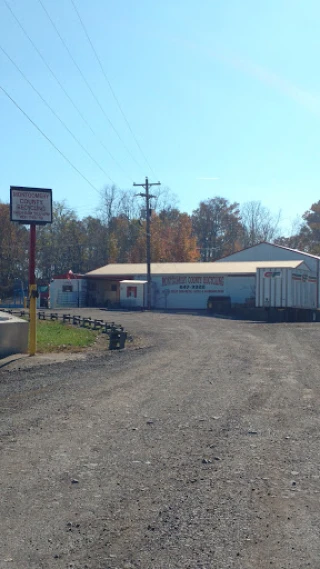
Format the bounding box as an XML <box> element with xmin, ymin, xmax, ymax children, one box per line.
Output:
<box><xmin>1</xmin><ymin>309</ymin><xmax>127</xmax><ymax>350</ymax></box>
<box><xmin>0</xmin><ymin>309</ymin><xmax>26</xmax><ymax>318</ymax></box>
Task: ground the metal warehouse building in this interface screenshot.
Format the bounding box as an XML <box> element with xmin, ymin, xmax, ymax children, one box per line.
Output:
<box><xmin>85</xmin><ymin>259</ymin><xmax>315</xmax><ymax>310</ymax></box>
<box><xmin>216</xmin><ymin>241</ymin><xmax>320</xmax><ymax>307</ymax></box>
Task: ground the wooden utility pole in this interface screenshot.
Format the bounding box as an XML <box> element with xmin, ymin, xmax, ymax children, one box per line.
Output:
<box><xmin>134</xmin><ymin>177</ymin><xmax>161</xmax><ymax>310</ymax></box>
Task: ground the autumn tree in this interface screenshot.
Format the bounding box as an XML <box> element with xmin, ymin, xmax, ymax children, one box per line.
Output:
<box><xmin>158</xmin><ymin>209</ymin><xmax>199</xmax><ymax>261</ymax></box>
<box><xmin>81</xmin><ymin>216</ymin><xmax>109</xmax><ymax>272</ymax></box>
<box><xmin>192</xmin><ymin>197</ymin><xmax>243</xmax><ymax>261</ymax></box>
<box><xmin>37</xmin><ymin>202</ymin><xmax>86</xmax><ymax>279</ymax></box>
<box><xmin>98</xmin><ymin>185</ymin><xmax>188</xmax><ymax>263</ymax></box>
<box><xmin>107</xmin><ymin>215</ymin><xmax>141</xmax><ymax>263</ymax></box>
<box><xmin>0</xmin><ymin>202</ymin><xmax>29</xmax><ymax>298</ymax></box>
<box><xmin>98</xmin><ymin>185</ymin><xmax>139</xmax><ymax>262</ymax></box>
<box><xmin>129</xmin><ymin>208</ymin><xmax>199</xmax><ymax>263</ymax></box>
<box><xmin>274</xmin><ymin>202</ymin><xmax>320</xmax><ymax>256</ymax></box>
<box><xmin>298</xmin><ymin>201</ymin><xmax>320</xmax><ymax>255</ymax></box>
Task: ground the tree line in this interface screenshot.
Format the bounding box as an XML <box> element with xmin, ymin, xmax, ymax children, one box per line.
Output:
<box><xmin>0</xmin><ymin>185</ymin><xmax>319</xmax><ymax>297</ymax></box>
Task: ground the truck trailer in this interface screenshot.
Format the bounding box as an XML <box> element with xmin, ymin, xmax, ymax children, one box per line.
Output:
<box><xmin>256</xmin><ymin>266</ymin><xmax>317</xmax><ymax>321</ymax></box>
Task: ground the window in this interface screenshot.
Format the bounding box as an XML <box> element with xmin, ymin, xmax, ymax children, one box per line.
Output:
<box><xmin>127</xmin><ymin>286</ymin><xmax>137</xmax><ymax>298</ymax></box>
<box><xmin>111</xmin><ymin>284</ymin><xmax>117</xmax><ymax>292</ymax></box>
<box><xmin>62</xmin><ymin>284</ymin><xmax>73</xmax><ymax>292</ymax></box>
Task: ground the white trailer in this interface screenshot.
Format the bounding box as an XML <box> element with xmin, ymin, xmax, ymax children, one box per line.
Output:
<box><xmin>256</xmin><ymin>266</ymin><xmax>317</xmax><ymax>310</ymax></box>
<box><xmin>120</xmin><ymin>280</ymin><xmax>147</xmax><ymax>309</ymax></box>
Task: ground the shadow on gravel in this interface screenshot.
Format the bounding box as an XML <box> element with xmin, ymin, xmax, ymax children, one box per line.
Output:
<box><xmin>0</xmin><ymin>354</ymin><xmax>29</xmax><ymax>369</ymax></box>
<box><xmin>151</xmin><ymin>309</ymin><xmax>268</xmax><ymax>322</ymax></box>
<box><xmin>151</xmin><ymin>309</ymin><xmax>320</xmax><ymax>324</ymax></box>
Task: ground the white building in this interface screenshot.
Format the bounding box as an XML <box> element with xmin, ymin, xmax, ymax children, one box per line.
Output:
<box><xmin>49</xmin><ymin>278</ymin><xmax>87</xmax><ymax>309</ymax></box>
<box><xmin>85</xmin><ymin>260</ymin><xmax>314</xmax><ymax>310</ymax></box>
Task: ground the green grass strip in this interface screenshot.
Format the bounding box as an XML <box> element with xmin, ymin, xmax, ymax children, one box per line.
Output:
<box><xmin>36</xmin><ymin>320</ymin><xmax>99</xmax><ymax>353</ymax></box>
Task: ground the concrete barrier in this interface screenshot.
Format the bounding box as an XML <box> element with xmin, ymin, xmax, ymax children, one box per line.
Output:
<box><xmin>0</xmin><ymin>311</ymin><xmax>29</xmax><ymax>358</ymax></box>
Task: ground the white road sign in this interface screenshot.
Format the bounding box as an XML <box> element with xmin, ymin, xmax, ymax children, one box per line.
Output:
<box><xmin>10</xmin><ymin>186</ymin><xmax>52</xmax><ymax>224</ymax></box>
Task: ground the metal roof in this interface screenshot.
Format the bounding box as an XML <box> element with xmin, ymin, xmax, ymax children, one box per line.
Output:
<box><xmin>217</xmin><ymin>241</ymin><xmax>320</xmax><ymax>261</ymax></box>
<box><xmin>86</xmin><ymin>260</ymin><xmax>309</xmax><ymax>278</ymax></box>
<box><xmin>271</xmin><ymin>243</ymin><xmax>320</xmax><ymax>260</ymax></box>
<box><xmin>120</xmin><ymin>280</ymin><xmax>148</xmax><ymax>284</ymax></box>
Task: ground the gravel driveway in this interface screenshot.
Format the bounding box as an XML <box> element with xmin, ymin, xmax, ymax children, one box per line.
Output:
<box><xmin>1</xmin><ymin>310</ymin><xmax>320</xmax><ymax>569</ymax></box>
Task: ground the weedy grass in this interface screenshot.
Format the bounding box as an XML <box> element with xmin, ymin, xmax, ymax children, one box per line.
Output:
<box><xmin>36</xmin><ymin>320</ymin><xmax>99</xmax><ymax>352</ymax></box>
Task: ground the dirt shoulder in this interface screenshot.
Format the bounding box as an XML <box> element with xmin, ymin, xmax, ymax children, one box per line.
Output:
<box><xmin>1</xmin><ymin>311</ymin><xmax>320</xmax><ymax>568</ymax></box>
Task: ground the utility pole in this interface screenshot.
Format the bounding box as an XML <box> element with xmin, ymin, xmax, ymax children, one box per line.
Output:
<box><xmin>134</xmin><ymin>176</ymin><xmax>161</xmax><ymax>310</ymax></box>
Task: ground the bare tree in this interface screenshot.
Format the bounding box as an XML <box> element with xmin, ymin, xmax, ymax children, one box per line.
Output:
<box><xmin>100</xmin><ymin>185</ymin><xmax>146</xmax><ymax>222</ymax></box>
<box><xmin>149</xmin><ymin>186</ymin><xmax>179</xmax><ymax>214</ymax></box>
<box><xmin>241</xmin><ymin>201</ymin><xmax>281</xmax><ymax>246</ymax></box>
<box><xmin>99</xmin><ymin>185</ymin><xmax>123</xmax><ymax>225</ymax></box>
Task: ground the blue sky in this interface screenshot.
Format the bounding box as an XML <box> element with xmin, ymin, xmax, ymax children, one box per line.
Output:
<box><xmin>1</xmin><ymin>0</ymin><xmax>320</xmax><ymax>234</ymax></box>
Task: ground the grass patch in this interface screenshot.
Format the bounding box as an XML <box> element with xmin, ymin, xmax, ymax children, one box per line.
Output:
<box><xmin>36</xmin><ymin>320</ymin><xmax>99</xmax><ymax>353</ymax></box>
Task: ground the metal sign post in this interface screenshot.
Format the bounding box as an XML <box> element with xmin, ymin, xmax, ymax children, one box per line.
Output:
<box><xmin>28</xmin><ymin>223</ymin><xmax>37</xmax><ymax>355</ymax></box>
<box><xmin>10</xmin><ymin>186</ymin><xmax>52</xmax><ymax>356</ymax></box>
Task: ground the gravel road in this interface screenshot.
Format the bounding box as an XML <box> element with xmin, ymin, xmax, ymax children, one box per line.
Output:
<box><xmin>1</xmin><ymin>310</ymin><xmax>320</xmax><ymax>569</ymax></box>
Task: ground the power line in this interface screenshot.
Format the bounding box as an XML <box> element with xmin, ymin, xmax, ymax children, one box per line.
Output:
<box><xmin>36</xmin><ymin>0</ymin><xmax>131</xmax><ymax>181</ymax></box>
<box><xmin>69</xmin><ymin>0</ymin><xmax>147</xmax><ymax>173</ymax></box>
<box><xmin>0</xmin><ymin>83</ymin><xmax>101</xmax><ymax>194</ymax></box>
<box><xmin>0</xmin><ymin>43</ymin><xmax>114</xmax><ymax>183</ymax></box>
<box><xmin>70</xmin><ymin>0</ymin><xmax>156</xmax><ymax>178</ymax></box>
<box><xmin>2</xmin><ymin>0</ymin><xmax>132</xmax><ymax>182</ymax></box>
